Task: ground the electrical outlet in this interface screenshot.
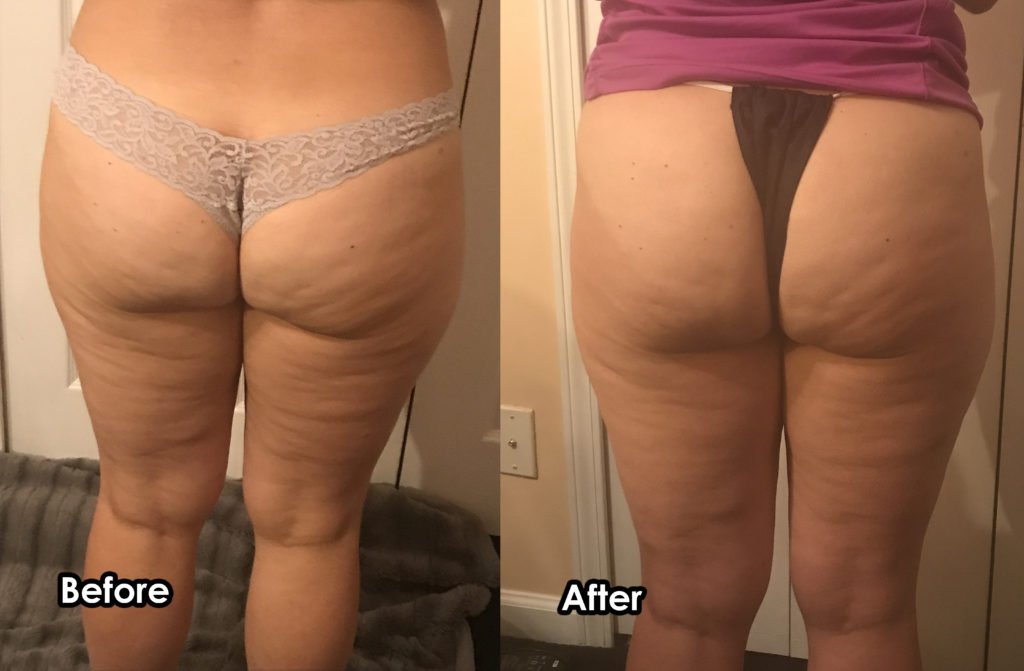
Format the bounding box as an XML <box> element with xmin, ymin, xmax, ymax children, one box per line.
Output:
<box><xmin>500</xmin><ymin>405</ymin><xmax>537</xmax><ymax>478</ymax></box>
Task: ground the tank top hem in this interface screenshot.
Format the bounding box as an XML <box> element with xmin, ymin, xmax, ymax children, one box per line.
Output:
<box><xmin>583</xmin><ymin>60</ymin><xmax>983</xmax><ymax>128</ymax></box>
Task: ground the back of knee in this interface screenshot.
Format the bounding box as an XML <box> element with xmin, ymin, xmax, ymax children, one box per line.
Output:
<box><xmin>244</xmin><ymin>478</ymin><xmax>366</xmax><ymax>547</ymax></box>
<box><xmin>101</xmin><ymin>471</ymin><xmax>226</xmax><ymax>536</ymax></box>
<box><xmin>642</xmin><ymin>575</ymin><xmax>769</xmax><ymax>636</ymax></box>
<box><xmin>790</xmin><ymin>547</ymin><xmax>915</xmax><ymax>633</ymax></box>
<box><xmin>638</xmin><ymin>536</ymin><xmax>773</xmax><ymax>634</ymax></box>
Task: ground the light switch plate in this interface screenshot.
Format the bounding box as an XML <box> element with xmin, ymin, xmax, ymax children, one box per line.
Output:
<box><xmin>500</xmin><ymin>405</ymin><xmax>537</xmax><ymax>478</ymax></box>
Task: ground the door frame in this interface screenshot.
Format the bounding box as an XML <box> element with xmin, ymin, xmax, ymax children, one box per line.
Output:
<box><xmin>540</xmin><ymin>0</ymin><xmax>615</xmax><ymax>648</ymax></box>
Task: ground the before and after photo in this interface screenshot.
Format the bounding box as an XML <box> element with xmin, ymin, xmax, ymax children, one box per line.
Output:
<box><xmin>0</xmin><ymin>0</ymin><xmax>1022</xmax><ymax>670</ymax></box>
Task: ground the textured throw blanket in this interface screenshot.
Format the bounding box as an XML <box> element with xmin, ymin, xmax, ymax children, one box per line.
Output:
<box><xmin>0</xmin><ymin>452</ymin><xmax>497</xmax><ymax>670</ymax></box>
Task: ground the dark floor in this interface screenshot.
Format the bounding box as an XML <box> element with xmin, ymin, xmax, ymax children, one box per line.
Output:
<box><xmin>469</xmin><ymin>536</ymin><xmax>501</xmax><ymax>671</ymax></box>
<box><xmin>501</xmin><ymin>635</ymin><xmax>808</xmax><ymax>671</ymax></box>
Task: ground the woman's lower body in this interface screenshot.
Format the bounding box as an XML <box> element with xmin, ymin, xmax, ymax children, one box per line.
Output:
<box><xmin>571</xmin><ymin>82</ymin><xmax>994</xmax><ymax>671</ymax></box>
<box><xmin>38</xmin><ymin>2</ymin><xmax>463</xmax><ymax>669</ymax></box>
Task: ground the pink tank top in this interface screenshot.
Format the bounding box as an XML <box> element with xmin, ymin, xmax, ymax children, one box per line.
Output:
<box><xmin>584</xmin><ymin>0</ymin><xmax>983</xmax><ymax>127</ymax></box>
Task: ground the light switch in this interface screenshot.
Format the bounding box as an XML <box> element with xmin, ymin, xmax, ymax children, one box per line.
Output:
<box><xmin>500</xmin><ymin>405</ymin><xmax>537</xmax><ymax>478</ymax></box>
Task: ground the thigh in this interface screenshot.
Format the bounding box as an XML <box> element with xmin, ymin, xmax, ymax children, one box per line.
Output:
<box><xmin>39</xmin><ymin>106</ymin><xmax>243</xmax><ymax>525</ymax></box>
<box><xmin>571</xmin><ymin>86</ymin><xmax>782</xmax><ymax>606</ymax></box>
<box><xmin>238</xmin><ymin>131</ymin><xmax>463</xmax><ymax>538</ymax></box>
<box><xmin>779</xmin><ymin>96</ymin><xmax>995</xmax><ymax>616</ymax></box>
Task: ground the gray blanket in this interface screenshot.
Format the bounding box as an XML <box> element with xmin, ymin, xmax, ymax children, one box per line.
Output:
<box><xmin>0</xmin><ymin>452</ymin><xmax>497</xmax><ymax>670</ymax></box>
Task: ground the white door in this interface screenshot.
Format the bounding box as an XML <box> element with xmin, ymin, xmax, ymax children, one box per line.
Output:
<box><xmin>584</xmin><ymin>1</ymin><xmax>1024</xmax><ymax>667</ymax></box>
<box><xmin>0</xmin><ymin>0</ymin><xmax>498</xmax><ymax>530</ymax></box>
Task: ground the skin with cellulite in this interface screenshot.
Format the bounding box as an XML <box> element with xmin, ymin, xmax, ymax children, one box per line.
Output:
<box><xmin>39</xmin><ymin>1</ymin><xmax>463</xmax><ymax>669</ymax></box>
<box><xmin>571</xmin><ymin>83</ymin><xmax>994</xmax><ymax>671</ymax></box>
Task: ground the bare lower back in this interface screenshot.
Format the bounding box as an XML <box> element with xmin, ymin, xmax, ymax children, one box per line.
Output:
<box><xmin>68</xmin><ymin>0</ymin><xmax>454</xmax><ymax>137</ymax></box>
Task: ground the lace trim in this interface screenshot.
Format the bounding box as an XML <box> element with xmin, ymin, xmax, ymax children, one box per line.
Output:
<box><xmin>51</xmin><ymin>44</ymin><xmax>460</xmax><ymax>238</ymax></box>
<box><xmin>240</xmin><ymin>87</ymin><xmax>460</xmax><ymax>233</ymax></box>
<box><xmin>52</xmin><ymin>45</ymin><xmax>248</xmax><ymax>236</ymax></box>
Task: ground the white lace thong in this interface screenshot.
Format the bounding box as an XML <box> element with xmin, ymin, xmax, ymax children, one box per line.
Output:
<box><xmin>50</xmin><ymin>44</ymin><xmax>461</xmax><ymax>241</ymax></box>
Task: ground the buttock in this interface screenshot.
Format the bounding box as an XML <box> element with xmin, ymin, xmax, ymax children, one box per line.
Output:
<box><xmin>49</xmin><ymin>44</ymin><xmax>461</xmax><ymax>242</ymax></box>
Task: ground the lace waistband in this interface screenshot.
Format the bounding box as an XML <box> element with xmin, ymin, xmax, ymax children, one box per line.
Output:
<box><xmin>52</xmin><ymin>43</ymin><xmax>460</xmax><ymax>147</ymax></box>
<box><xmin>50</xmin><ymin>43</ymin><xmax>461</xmax><ymax>239</ymax></box>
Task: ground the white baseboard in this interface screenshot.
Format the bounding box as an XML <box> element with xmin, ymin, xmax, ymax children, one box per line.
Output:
<box><xmin>500</xmin><ymin>588</ymin><xmax>611</xmax><ymax>646</ymax></box>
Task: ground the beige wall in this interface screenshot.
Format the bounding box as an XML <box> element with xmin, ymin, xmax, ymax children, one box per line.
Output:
<box><xmin>500</xmin><ymin>0</ymin><xmax>574</xmax><ymax>595</ymax></box>
<box><xmin>402</xmin><ymin>0</ymin><xmax>500</xmax><ymax>535</ymax></box>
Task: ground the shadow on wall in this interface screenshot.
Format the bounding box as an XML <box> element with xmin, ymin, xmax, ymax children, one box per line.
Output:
<box><xmin>916</xmin><ymin>4</ymin><xmax>1024</xmax><ymax>670</ymax></box>
<box><xmin>401</xmin><ymin>0</ymin><xmax>499</xmax><ymax>535</ymax></box>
